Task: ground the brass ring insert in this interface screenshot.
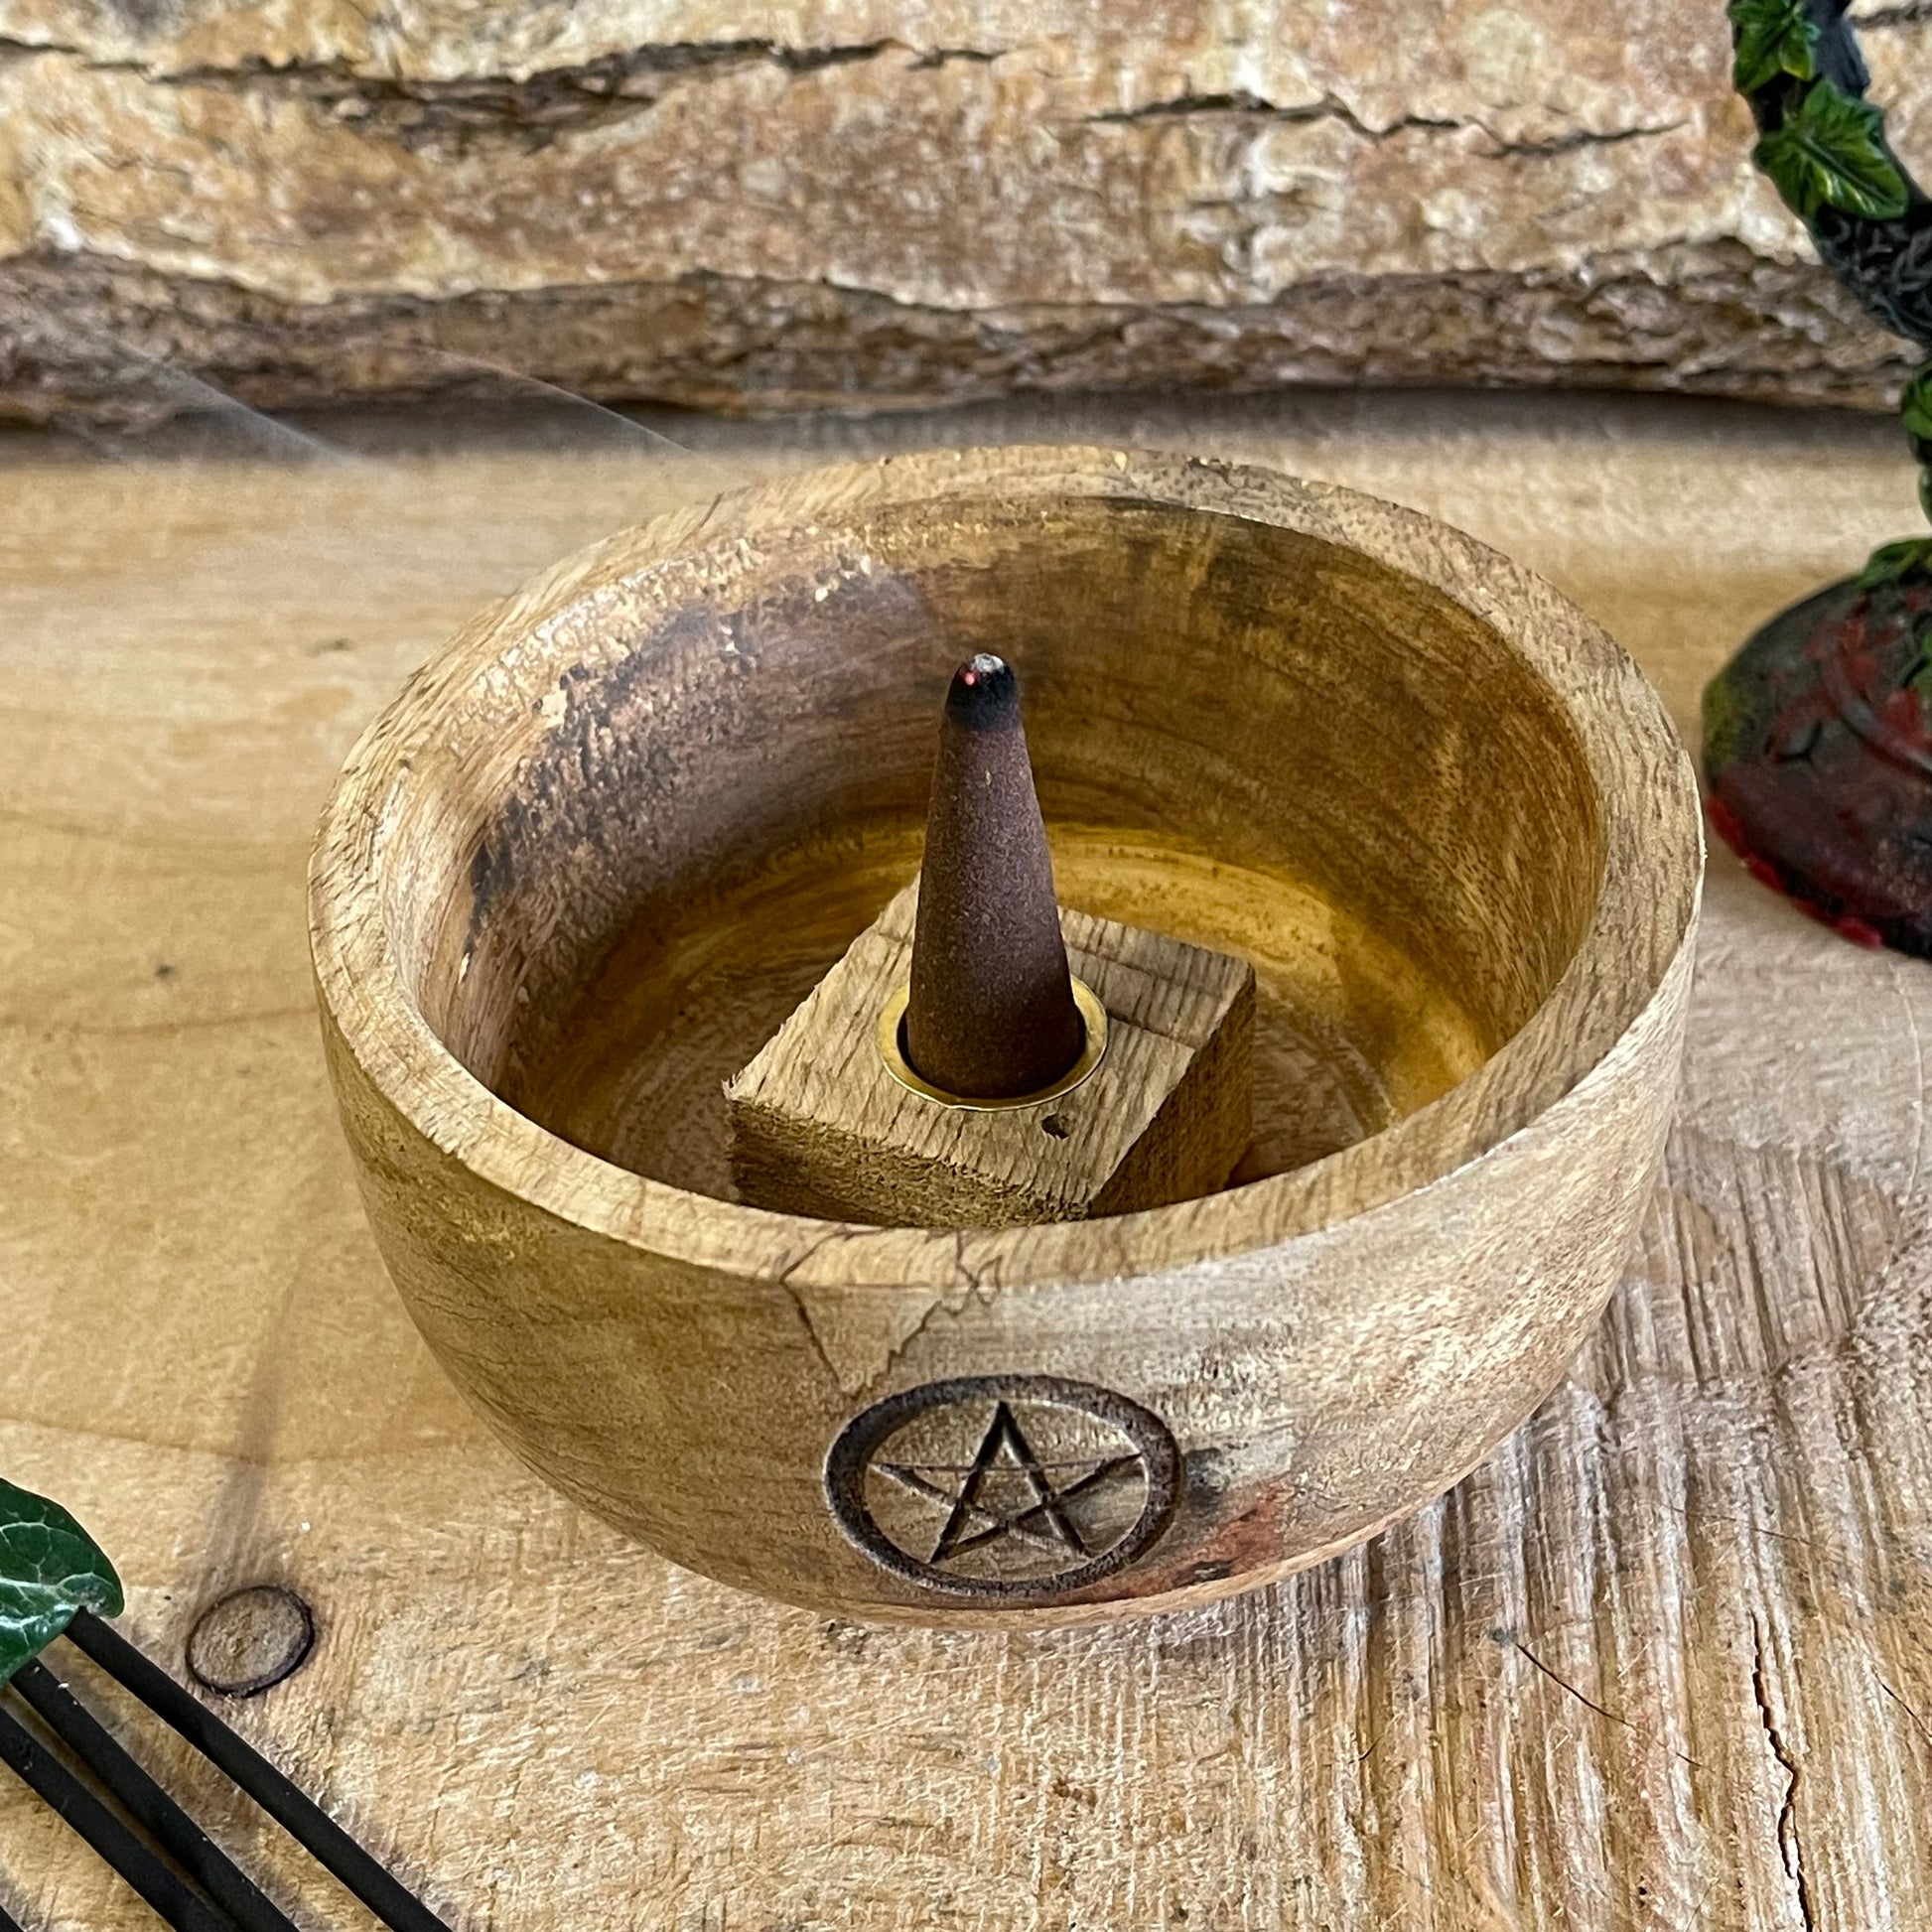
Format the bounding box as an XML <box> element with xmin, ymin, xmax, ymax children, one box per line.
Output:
<box><xmin>877</xmin><ymin>978</ymin><xmax>1109</xmax><ymax>1110</ymax></box>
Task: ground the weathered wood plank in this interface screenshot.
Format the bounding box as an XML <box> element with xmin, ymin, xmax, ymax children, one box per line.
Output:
<box><xmin>3</xmin><ymin>391</ymin><xmax>1929</xmax><ymax>1927</ymax></box>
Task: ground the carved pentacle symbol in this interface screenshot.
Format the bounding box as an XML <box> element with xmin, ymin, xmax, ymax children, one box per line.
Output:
<box><xmin>824</xmin><ymin>1375</ymin><xmax>1181</xmax><ymax>1600</ymax></box>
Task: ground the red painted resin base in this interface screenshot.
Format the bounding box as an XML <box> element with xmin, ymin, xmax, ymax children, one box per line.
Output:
<box><xmin>1704</xmin><ymin>575</ymin><xmax>1932</xmax><ymax>955</ymax></box>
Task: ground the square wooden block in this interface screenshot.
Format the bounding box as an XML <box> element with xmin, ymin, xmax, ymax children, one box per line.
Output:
<box><xmin>725</xmin><ymin>881</ymin><xmax>1254</xmax><ymax>1227</ymax></box>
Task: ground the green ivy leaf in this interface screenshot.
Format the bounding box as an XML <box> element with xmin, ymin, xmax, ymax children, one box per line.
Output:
<box><xmin>1753</xmin><ymin>78</ymin><xmax>1910</xmax><ymax>220</ymax></box>
<box><xmin>1728</xmin><ymin>0</ymin><xmax>1819</xmax><ymax>93</ymax></box>
<box><xmin>0</xmin><ymin>1479</ymin><xmax>123</xmax><ymax>1684</ymax></box>
<box><xmin>1702</xmin><ymin>662</ymin><xmax>1754</xmax><ymax>770</ymax></box>
<box><xmin>1903</xmin><ymin>365</ymin><xmax>1932</xmax><ymax>445</ymax></box>
<box><xmin>1856</xmin><ymin>536</ymin><xmax>1932</xmax><ymax>590</ymax></box>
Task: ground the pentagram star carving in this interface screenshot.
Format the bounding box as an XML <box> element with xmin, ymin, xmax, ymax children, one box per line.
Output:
<box><xmin>825</xmin><ymin>1373</ymin><xmax>1181</xmax><ymax>1600</ymax></box>
<box><xmin>872</xmin><ymin>1399</ymin><xmax>1143</xmax><ymax>1568</ymax></box>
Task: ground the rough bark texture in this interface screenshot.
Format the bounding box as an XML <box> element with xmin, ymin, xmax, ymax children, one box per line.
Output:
<box><xmin>1</xmin><ymin>0</ymin><xmax>1929</xmax><ymax>421</ymax></box>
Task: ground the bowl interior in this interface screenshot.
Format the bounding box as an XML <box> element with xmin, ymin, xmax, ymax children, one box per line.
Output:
<box><xmin>402</xmin><ymin>492</ymin><xmax>1602</xmax><ymax>1210</ymax></box>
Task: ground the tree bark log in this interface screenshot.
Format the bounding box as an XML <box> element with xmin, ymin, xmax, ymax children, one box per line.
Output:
<box><xmin>2</xmin><ymin>0</ymin><xmax>1925</xmax><ymax>420</ymax></box>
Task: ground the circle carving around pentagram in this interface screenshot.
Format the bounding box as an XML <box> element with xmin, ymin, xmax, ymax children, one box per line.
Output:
<box><xmin>824</xmin><ymin>1374</ymin><xmax>1182</xmax><ymax>1600</ymax></box>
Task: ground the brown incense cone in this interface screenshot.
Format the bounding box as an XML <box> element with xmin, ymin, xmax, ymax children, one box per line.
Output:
<box><xmin>904</xmin><ymin>654</ymin><xmax>1087</xmax><ymax>1098</ymax></box>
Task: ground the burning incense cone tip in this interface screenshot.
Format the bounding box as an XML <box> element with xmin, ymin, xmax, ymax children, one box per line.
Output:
<box><xmin>946</xmin><ymin>652</ymin><xmax>1020</xmax><ymax>726</ymax></box>
<box><xmin>904</xmin><ymin>654</ymin><xmax>1087</xmax><ymax>1100</ymax></box>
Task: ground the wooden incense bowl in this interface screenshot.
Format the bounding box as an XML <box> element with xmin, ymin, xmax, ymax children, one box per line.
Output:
<box><xmin>310</xmin><ymin>447</ymin><xmax>1701</xmax><ymax>1627</ymax></box>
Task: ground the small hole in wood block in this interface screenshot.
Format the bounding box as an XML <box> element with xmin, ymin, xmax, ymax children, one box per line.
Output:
<box><xmin>1040</xmin><ymin>1114</ymin><xmax>1069</xmax><ymax>1139</ymax></box>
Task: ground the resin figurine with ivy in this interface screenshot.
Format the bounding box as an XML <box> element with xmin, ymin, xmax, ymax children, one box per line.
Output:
<box><xmin>1705</xmin><ymin>0</ymin><xmax>1932</xmax><ymax>952</ymax></box>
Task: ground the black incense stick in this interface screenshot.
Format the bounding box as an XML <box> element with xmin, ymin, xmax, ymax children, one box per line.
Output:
<box><xmin>9</xmin><ymin>1659</ymin><xmax>298</xmax><ymax>1932</ymax></box>
<box><xmin>0</xmin><ymin>1702</ymin><xmax>231</xmax><ymax>1932</ymax></box>
<box><xmin>62</xmin><ymin>1611</ymin><xmax>451</xmax><ymax>1932</ymax></box>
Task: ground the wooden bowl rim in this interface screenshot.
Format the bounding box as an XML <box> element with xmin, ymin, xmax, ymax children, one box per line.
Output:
<box><xmin>309</xmin><ymin>445</ymin><xmax>1702</xmax><ymax>1292</ymax></box>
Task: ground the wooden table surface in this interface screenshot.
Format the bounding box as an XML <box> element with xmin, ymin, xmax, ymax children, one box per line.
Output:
<box><xmin>5</xmin><ymin>390</ymin><xmax>1932</xmax><ymax>1930</ymax></box>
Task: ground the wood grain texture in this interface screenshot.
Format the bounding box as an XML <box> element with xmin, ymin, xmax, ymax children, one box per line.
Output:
<box><xmin>726</xmin><ymin>881</ymin><xmax>1257</xmax><ymax>1227</ymax></box>
<box><xmin>1</xmin><ymin>389</ymin><xmax>1929</xmax><ymax>1923</ymax></box>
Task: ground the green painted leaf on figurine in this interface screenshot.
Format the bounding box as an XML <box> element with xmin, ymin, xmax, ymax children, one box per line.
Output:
<box><xmin>1702</xmin><ymin>661</ymin><xmax>1754</xmax><ymax>771</ymax></box>
<box><xmin>1753</xmin><ymin>79</ymin><xmax>1909</xmax><ymax>220</ymax></box>
<box><xmin>1856</xmin><ymin>536</ymin><xmax>1932</xmax><ymax>591</ymax></box>
<box><xmin>0</xmin><ymin>1479</ymin><xmax>123</xmax><ymax>1684</ymax></box>
<box><xmin>1728</xmin><ymin>0</ymin><xmax>1819</xmax><ymax>93</ymax></box>
<box><xmin>1902</xmin><ymin>365</ymin><xmax>1932</xmax><ymax>446</ymax></box>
